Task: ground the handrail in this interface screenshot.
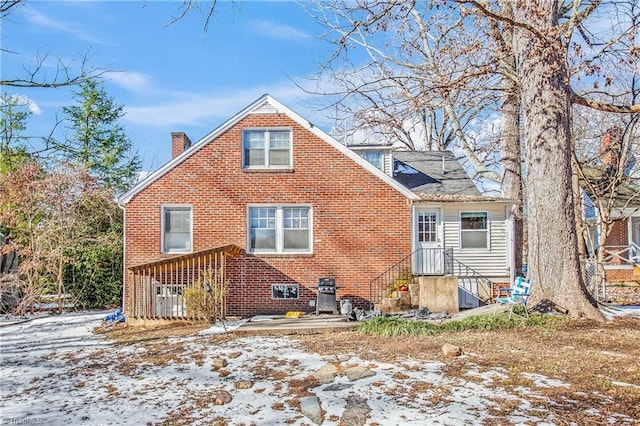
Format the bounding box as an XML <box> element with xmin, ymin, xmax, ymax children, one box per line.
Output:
<box><xmin>368</xmin><ymin>247</ymin><xmax>452</xmax><ymax>310</ymax></box>
<box><xmin>450</xmin><ymin>258</ymin><xmax>495</xmax><ymax>305</ymax></box>
<box><xmin>603</xmin><ymin>243</ymin><xmax>640</xmax><ymax>265</ymax></box>
<box><xmin>368</xmin><ymin>248</ymin><xmax>496</xmax><ymax>310</ymax></box>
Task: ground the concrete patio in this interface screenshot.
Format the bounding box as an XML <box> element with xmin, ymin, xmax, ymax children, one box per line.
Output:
<box><xmin>232</xmin><ymin>304</ymin><xmax>511</xmax><ymax>336</ymax></box>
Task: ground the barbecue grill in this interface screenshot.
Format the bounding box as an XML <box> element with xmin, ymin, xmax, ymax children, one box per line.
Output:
<box><xmin>315</xmin><ymin>277</ymin><xmax>338</xmax><ymax>315</ymax></box>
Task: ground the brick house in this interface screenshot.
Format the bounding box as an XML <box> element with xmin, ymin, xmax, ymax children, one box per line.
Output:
<box><xmin>118</xmin><ymin>95</ymin><xmax>516</xmax><ymax>322</ymax></box>
<box><xmin>584</xmin><ymin>196</ymin><xmax>640</xmax><ymax>283</ymax></box>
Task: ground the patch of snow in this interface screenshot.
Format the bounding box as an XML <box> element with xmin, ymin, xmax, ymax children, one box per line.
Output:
<box><xmin>0</xmin><ymin>312</ymin><xmax>631</xmax><ymax>425</ymax></box>
<box><xmin>394</xmin><ymin>163</ymin><xmax>420</xmax><ymax>174</ymax></box>
<box><xmin>520</xmin><ymin>372</ymin><xmax>570</xmax><ymax>388</ymax></box>
<box><xmin>198</xmin><ymin>318</ymin><xmax>250</xmax><ymax>335</ymax></box>
<box><xmin>611</xmin><ymin>380</ymin><xmax>640</xmax><ymax>389</ymax></box>
<box><xmin>601</xmin><ymin>305</ymin><xmax>640</xmax><ymax>320</ymax></box>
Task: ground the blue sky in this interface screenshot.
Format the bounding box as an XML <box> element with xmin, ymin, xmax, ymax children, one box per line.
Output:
<box><xmin>1</xmin><ymin>1</ymin><xmax>334</xmax><ymax>170</ymax></box>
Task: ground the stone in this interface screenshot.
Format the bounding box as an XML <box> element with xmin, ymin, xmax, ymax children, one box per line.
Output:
<box><xmin>212</xmin><ymin>357</ymin><xmax>228</xmax><ymax>369</ymax></box>
<box><xmin>345</xmin><ymin>366</ymin><xmax>376</xmax><ymax>381</ymax></box>
<box><xmin>213</xmin><ymin>389</ymin><xmax>232</xmax><ymax>405</ymax></box>
<box><xmin>299</xmin><ymin>395</ymin><xmax>323</xmax><ymax>425</ymax></box>
<box><xmin>313</xmin><ymin>363</ymin><xmax>339</xmax><ymax>384</ymax></box>
<box><xmin>234</xmin><ymin>380</ymin><xmax>253</xmax><ymax>389</ymax></box>
<box><xmin>442</xmin><ymin>343</ymin><xmax>463</xmax><ymax>357</ymax></box>
<box><xmin>340</xmin><ymin>395</ymin><xmax>371</xmax><ymax>426</ymax></box>
<box><xmin>323</xmin><ymin>383</ymin><xmax>354</xmax><ymax>392</ymax></box>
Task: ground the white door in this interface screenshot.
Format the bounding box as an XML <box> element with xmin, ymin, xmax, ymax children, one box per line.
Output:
<box><xmin>414</xmin><ymin>208</ymin><xmax>444</xmax><ymax>274</ymax></box>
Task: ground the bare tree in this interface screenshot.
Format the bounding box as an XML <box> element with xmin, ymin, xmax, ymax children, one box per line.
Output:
<box><xmin>312</xmin><ymin>0</ymin><xmax>640</xmax><ymax>319</ymax></box>
<box><xmin>308</xmin><ymin>2</ymin><xmax>502</xmax><ymax>182</ymax></box>
<box><xmin>1</xmin><ymin>1</ymin><xmax>101</xmax><ymax>89</ymax></box>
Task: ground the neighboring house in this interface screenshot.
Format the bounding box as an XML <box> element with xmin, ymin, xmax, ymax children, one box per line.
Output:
<box><xmin>582</xmin><ymin>184</ymin><xmax>640</xmax><ymax>284</ymax></box>
<box><xmin>580</xmin><ymin>128</ymin><xmax>640</xmax><ymax>284</ymax></box>
<box><xmin>118</xmin><ymin>94</ymin><xmax>516</xmax><ymax>322</ymax></box>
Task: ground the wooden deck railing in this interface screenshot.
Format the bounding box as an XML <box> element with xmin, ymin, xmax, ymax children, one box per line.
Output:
<box><xmin>127</xmin><ymin>244</ymin><xmax>242</xmax><ymax>320</ymax></box>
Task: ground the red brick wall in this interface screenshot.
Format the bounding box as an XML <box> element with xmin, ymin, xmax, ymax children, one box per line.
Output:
<box><xmin>124</xmin><ymin>114</ymin><xmax>412</xmax><ymax>317</ymax></box>
<box><xmin>604</xmin><ymin>268</ymin><xmax>634</xmax><ymax>283</ymax></box>
<box><xmin>605</xmin><ymin>219</ymin><xmax>628</xmax><ymax>247</ymax></box>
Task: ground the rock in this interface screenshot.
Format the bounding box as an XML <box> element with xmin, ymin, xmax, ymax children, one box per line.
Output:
<box><xmin>213</xmin><ymin>389</ymin><xmax>232</xmax><ymax>405</ymax></box>
<box><xmin>336</xmin><ymin>354</ymin><xmax>351</xmax><ymax>362</ymax></box>
<box><xmin>442</xmin><ymin>343</ymin><xmax>462</xmax><ymax>357</ymax></box>
<box><xmin>345</xmin><ymin>366</ymin><xmax>376</xmax><ymax>381</ymax></box>
<box><xmin>212</xmin><ymin>357</ymin><xmax>228</xmax><ymax>369</ymax></box>
<box><xmin>340</xmin><ymin>395</ymin><xmax>371</xmax><ymax>426</ymax></box>
<box><xmin>234</xmin><ymin>380</ymin><xmax>253</xmax><ymax>389</ymax></box>
<box><xmin>323</xmin><ymin>383</ymin><xmax>354</xmax><ymax>391</ymax></box>
<box><xmin>299</xmin><ymin>395</ymin><xmax>323</xmax><ymax>425</ymax></box>
<box><xmin>228</xmin><ymin>352</ymin><xmax>242</xmax><ymax>359</ymax></box>
<box><xmin>313</xmin><ymin>363</ymin><xmax>339</xmax><ymax>384</ymax></box>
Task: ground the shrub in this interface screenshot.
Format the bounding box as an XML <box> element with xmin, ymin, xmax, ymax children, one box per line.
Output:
<box><xmin>356</xmin><ymin>313</ymin><xmax>566</xmax><ymax>336</ymax></box>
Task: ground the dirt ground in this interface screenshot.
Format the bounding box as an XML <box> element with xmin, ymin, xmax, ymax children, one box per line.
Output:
<box><xmin>605</xmin><ymin>284</ymin><xmax>640</xmax><ymax>305</ymax></box>
<box><xmin>296</xmin><ymin>315</ymin><xmax>640</xmax><ymax>425</ymax></box>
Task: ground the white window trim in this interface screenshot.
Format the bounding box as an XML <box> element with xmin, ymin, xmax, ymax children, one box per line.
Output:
<box><xmin>459</xmin><ymin>211</ymin><xmax>490</xmax><ymax>250</ymax></box>
<box><xmin>242</xmin><ymin>128</ymin><xmax>293</xmax><ymax>169</ymax></box>
<box><xmin>161</xmin><ymin>204</ymin><xmax>193</xmax><ymax>254</ymax></box>
<box><xmin>246</xmin><ymin>204</ymin><xmax>313</xmax><ymax>254</ymax></box>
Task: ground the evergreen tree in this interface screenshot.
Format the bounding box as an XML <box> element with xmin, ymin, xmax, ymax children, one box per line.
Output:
<box><xmin>61</xmin><ymin>78</ymin><xmax>141</xmax><ymax>192</ymax></box>
<box><xmin>0</xmin><ymin>94</ymin><xmax>32</xmax><ymax>174</ymax></box>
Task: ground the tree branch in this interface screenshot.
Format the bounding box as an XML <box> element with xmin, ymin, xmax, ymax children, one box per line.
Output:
<box><xmin>458</xmin><ymin>0</ymin><xmax>547</xmax><ymax>41</ymax></box>
<box><xmin>571</xmin><ymin>90</ymin><xmax>640</xmax><ymax>113</ymax></box>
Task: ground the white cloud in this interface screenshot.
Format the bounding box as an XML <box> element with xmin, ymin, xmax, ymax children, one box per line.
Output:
<box><xmin>0</xmin><ymin>95</ymin><xmax>42</xmax><ymax>115</ymax></box>
<box><xmin>122</xmin><ymin>84</ymin><xmax>322</xmax><ymax>129</ymax></box>
<box><xmin>21</xmin><ymin>6</ymin><xmax>100</xmax><ymax>43</ymax></box>
<box><xmin>103</xmin><ymin>71</ymin><xmax>153</xmax><ymax>94</ymax></box>
<box><xmin>246</xmin><ymin>19</ymin><xmax>311</xmax><ymax>41</ymax></box>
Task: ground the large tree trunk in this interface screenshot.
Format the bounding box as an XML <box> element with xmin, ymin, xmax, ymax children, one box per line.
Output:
<box><xmin>496</xmin><ymin>0</ymin><xmax>523</xmax><ymax>276</ymax></box>
<box><xmin>512</xmin><ymin>1</ymin><xmax>603</xmax><ymax>320</ymax></box>
<box><xmin>499</xmin><ymin>75</ymin><xmax>524</xmax><ymax>275</ymax></box>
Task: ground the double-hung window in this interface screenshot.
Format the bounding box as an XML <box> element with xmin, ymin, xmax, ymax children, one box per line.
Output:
<box><xmin>460</xmin><ymin>212</ymin><xmax>489</xmax><ymax>249</ymax></box>
<box><xmin>248</xmin><ymin>205</ymin><xmax>311</xmax><ymax>253</ymax></box>
<box><xmin>162</xmin><ymin>205</ymin><xmax>192</xmax><ymax>253</ymax></box>
<box><xmin>243</xmin><ymin>129</ymin><xmax>292</xmax><ymax>168</ymax></box>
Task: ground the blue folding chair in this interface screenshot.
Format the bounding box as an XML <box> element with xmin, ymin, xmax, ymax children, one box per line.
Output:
<box><xmin>494</xmin><ymin>276</ymin><xmax>532</xmax><ymax>318</ymax></box>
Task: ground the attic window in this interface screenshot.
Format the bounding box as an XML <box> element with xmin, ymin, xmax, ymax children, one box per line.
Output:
<box><xmin>243</xmin><ymin>129</ymin><xmax>292</xmax><ymax>169</ymax></box>
<box><xmin>360</xmin><ymin>151</ymin><xmax>383</xmax><ymax>170</ymax></box>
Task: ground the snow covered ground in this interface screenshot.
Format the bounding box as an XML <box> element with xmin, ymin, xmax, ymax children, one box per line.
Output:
<box><xmin>1</xmin><ymin>309</ymin><xmax>638</xmax><ymax>425</ymax></box>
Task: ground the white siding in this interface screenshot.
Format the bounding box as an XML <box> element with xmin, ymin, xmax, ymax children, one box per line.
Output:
<box><xmin>384</xmin><ymin>151</ymin><xmax>393</xmax><ymax>176</ymax></box>
<box><xmin>442</xmin><ymin>203</ymin><xmax>510</xmax><ymax>281</ymax></box>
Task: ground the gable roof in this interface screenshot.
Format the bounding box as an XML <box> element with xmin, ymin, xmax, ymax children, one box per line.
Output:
<box><xmin>393</xmin><ymin>151</ymin><xmax>481</xmax><ymax>196</ymax></box>
<box><xmin>118</xmin><ymin>94</ymin><xmax>420</xmax><ymax>205</ymax></box>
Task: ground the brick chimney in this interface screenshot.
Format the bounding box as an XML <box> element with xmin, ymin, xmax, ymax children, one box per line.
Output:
<box><xmin>601</xmin><ymin>127</ymin><xmax>623</xmax><ymax>170</ymax></box>
<box><xmin>171</xmin><ymin>132</ymin><xmax>192</xmax><ymax>159</ymax></box>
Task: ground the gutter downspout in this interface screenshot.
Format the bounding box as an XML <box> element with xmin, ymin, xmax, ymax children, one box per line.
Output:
<box><xmin>117</xmin><ymin>202</ymin><xmax>127</xmax><ymax>316</ymax></box>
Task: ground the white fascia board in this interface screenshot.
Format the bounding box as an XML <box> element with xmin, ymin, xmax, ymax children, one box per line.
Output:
<box><xmin>118</xmin><ymin>94</ymin><xmax>419</xmax><ymax>205</ymax></box>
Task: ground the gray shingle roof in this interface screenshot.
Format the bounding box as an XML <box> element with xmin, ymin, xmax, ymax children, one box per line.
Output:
<box><xmin>392</xmin><ymin>151</ymin><xmax>482</xmax><ymax>198</ymax></box>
